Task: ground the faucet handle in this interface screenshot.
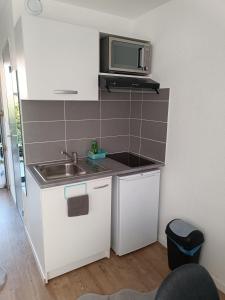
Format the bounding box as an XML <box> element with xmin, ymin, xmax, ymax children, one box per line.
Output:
<box><xmin>71</xmin><ymin>151</ymin><xmax>78</xmax><ymax>164</ymax></box>
<box><xmin>60</xmin><ymin>150</ymin><xmax>72</xmax><ymax>160</ymax></box>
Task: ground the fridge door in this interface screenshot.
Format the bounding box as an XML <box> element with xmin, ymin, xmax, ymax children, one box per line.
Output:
<box><xmin>117</xmin><ymin>171</ymin><xmax>160</xmax><ymax>255</ymax></box>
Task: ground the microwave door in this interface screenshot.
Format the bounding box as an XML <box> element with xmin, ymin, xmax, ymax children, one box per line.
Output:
<box><xmin>109</xmin><ymin>37</ymin><xmax>146</xmax><ymax>74</ymax></box>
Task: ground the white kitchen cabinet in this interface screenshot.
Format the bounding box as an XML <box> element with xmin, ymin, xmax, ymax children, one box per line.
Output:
<box><xmin>25</xmin><ymin>170</ymin><xmax>111</xmax><ymax>282</ymax></box>
<box><xmin>14</xmin><ymin>16</ymin><xmax>99</xmax><ymax>101</ymax></box>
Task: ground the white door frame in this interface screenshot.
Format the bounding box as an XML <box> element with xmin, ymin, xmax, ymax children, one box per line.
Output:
<box><xmin>0</xmin><ymin>41</ymin><xmax>17</xmax><ymax>201</ymax></box>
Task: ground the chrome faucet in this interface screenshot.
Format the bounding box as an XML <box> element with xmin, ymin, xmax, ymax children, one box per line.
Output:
<box><xmin>60</xmin><ymin>150</ymin><xmax>78</xmax><ymax>165</ymax></box>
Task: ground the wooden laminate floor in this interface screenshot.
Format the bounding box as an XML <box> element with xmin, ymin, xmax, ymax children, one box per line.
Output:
<box><xmin>0</xmin><ymin>190</ymin><xmax>224</xmax><ymax>300</ymax></box>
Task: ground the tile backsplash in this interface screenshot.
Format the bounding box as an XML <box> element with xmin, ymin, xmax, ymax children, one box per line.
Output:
<box><xmin>21</xmin><ymin>88</ymin><xmax>170</xmax><ymax>165</ymax></box>
<box><xmin>129</xmin><ymin>88</ymin><xmax>169</xmax><ymax>162</ymax></box>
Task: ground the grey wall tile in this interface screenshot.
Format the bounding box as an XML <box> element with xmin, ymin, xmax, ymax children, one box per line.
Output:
<box><xmin>25</xmin><ymin>141</ymin><xmax>66</xmax><ymax>164</ymax></box>
<box><xmin>143</xmin><ymin>88</ymin><xmax>170</xmax><ymax>101</ymax></box>
<box><xmin>67</xmin><ymin>139</ymin><xmax>100</xmax><ymax>157</ymax></box>
<box><xmin>101</xmin><ymin>90</ymin><xmax>130</xmax><ymax>101</ymax></box>
<box><xmin>141</xmin><ymin>120</ymin><xmax>167</xmax><ymax>142</ymax></box>
<box><xmin>131</xmin><ymin>101</ymin><xmax>142</xmax><ymax>119</ymax></box>
<box><xmin>21</xmin><ymin>100</ymin><xmax>64</xmax><ymax>121</ymax></box>
<box><xmin>131</xmin><ymin>91</ymin><xmax>142</xmax><ymax>101</ymax></box>
<box><xmin>140</xmin><ymin>139</ymin><xmax>166</xmax><ymax>162</ymax></box>
<box><xmin>129</xmin><ymin>136</ymin><xmax>140</xmax><ymax>154</ymax></box>
<box><xmin>23</xmin><ymin>87</ymin><xmax>170</xmax><ymax>165</ymax></box>
<box><xmin>101</xmin><ymin>119</ymin><xmax>129</xmax><ymax>137</ymax></box>
<box><xmin>101</xmin><ymin>136</ymin><xmax>129</xmax><ymax>153</ymax></box>
<box><xmin>101</xmin><ymin>101</ymin><xmax>130</xmax><ymax>119</ymax></box>
<box><xmin>142</xmin><ymin>102</ymin><xmax>169</xmax><ymax>122</ymax></box>
<box><xmin>23</xmin><ymin>121</ymin><xmax>65</xmax><ymax>143</ymax></box>
<box><xmin>66</xmin><ymin>120</ymin><xmax>100</xmax><ymax>139</ymax></box>
<box><xmin>130</xmin><ymin>119</ymin><xmax>141</xmax><ymax>137</ymax></box>
<box><xmin>65</xmin><ymin>101</ymin><xmax>100</xmax><ymax>120</ymax></box>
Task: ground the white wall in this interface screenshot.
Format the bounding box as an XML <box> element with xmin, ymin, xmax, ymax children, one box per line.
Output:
<box><xmin>134</xmin><ymin>0</ymin><xmax>225</xmax><ymax>292</ymax></box>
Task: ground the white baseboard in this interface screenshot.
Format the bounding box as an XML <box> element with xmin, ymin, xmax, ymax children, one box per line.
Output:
<box><xmin>158</xmin><ymin>233</ymin><xmax>167</xmax><ymax>248</ymax></box>
<box><xmin>158</xmin><ymin>235</ymin><xmax>225</xmax><ymax>294</ymax></box>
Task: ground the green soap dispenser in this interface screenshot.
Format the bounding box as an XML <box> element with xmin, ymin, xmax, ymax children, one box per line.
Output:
<box><xmin>91</xmin><ymin>140</ymin><xmax>98</xmax><ymax>154</ymax></box>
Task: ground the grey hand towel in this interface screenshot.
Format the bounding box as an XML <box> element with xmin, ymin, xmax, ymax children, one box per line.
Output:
<box><xmin>67</xmin><ymin>194</ymin><xmax>89</xmax><ymax>217</ymax></box>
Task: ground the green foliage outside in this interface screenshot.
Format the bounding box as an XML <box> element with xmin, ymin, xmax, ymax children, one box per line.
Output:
<box><xmin>15</xmin><ymin>102</ymin><xmax>22</xmax><ymax>145</ymax></box>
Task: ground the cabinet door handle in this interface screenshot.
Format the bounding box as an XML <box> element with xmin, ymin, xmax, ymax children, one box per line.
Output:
<box><xmin>53</xmin><ymin>90</ymin><xmax>78</xmax><ymax>95</ymax></box>
<box><xmin>93</xmin><ymin>184</ymin><xmax>109</xmax><ymax>190</ymax></box>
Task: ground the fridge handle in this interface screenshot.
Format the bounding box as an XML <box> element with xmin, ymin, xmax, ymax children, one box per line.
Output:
<box><xmin>119</xmin><ymin>171</ymin><xmax>160</xmax><ymax>181</ymax></box>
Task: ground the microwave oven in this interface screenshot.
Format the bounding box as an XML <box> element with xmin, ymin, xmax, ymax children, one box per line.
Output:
<box><xmin>100</xmin><ymin>35</ymin><xmax>151</xmax><ymax>76</ymax></box>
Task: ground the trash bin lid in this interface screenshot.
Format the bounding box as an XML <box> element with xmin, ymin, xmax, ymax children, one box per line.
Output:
<box><xmin>169</xmin><ymin>219</ymin><xmax>197</xmax><ymax>237</ymax></box>
<box><xmin>166</xmin><ymin>219</ymin><xmax>204</xmax><ymax>250</ymax></box>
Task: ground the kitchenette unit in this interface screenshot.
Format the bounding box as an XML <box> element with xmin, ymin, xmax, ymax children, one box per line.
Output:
<box><xmin>25</xmin><ymin>152</ymin><xmax>162</xmax><ymax>283</ymax></box>
<box><xmin>13</xmin><ymin>14</ymin><xmax>170</xmax><ymax>283</ymax></box>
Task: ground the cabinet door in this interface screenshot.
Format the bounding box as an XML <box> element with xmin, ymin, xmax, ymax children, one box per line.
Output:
<box><xmin>15</xmin><ymin>16</ymin><xmax>99</xmax><ymax>101</ymax></box>
<box><xmin>87</xmin><ymin>178</ymin><xmax>112</xmax><ymax>254</ymax></box>
<box><xmin>41</xmin><ymin>177</ymin><xmax>111</xmax><ymax>274</ymax></box>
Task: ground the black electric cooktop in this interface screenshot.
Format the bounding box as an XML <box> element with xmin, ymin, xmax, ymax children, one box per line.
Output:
<box><xmin>107</xmin><ymin>152</ymin><xmax>156</xmax><ymax>168</ymax></box>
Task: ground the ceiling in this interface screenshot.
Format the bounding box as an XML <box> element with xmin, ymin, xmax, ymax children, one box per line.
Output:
<box><xmin>54</xmin><ymin>0</ymin><xmax>172</xmax><ymax>19</ymax></box>
<box><xmin>0</xmin><ymin>0</ymin><xmax>171</xmax><ymax>19</ymax></box>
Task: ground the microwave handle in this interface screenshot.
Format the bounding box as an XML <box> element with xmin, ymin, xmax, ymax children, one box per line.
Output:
<box><xmin>138</xmin><ymin>48</ymin><xmax>144</xmax><ymax>69</ymax></box>
<box><xmin>144</xmin><ymin>44</ymin><xmax>151</xmax><ymax>72</ymax></box>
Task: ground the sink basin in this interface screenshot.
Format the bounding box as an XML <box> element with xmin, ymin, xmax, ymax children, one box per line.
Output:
<box><xmin>34</xmin><ymin>162</ymin><xmax>86</xmax><ymax>182</ymax></box>
<box><xmin>34</xmin><ymin>159</ymin><xmax>110</xmax><ymax>182</ymax></box>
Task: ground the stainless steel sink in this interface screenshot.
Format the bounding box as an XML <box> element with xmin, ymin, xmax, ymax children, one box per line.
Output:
<box><xmin>34</xmin><ymin>162</ymin><xmax>87</xmax><ymax>182</ymax></box>
<box><xmin>34</xmin><ymin>159</ymin><xmax>109</xmax><ymax>182</ymax></box>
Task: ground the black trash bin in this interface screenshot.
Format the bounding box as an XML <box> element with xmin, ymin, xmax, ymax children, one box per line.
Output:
<box><xmin>166</xmin><ymin>219</ymin><xmax>204</xmax><ymax>270</ymax></box>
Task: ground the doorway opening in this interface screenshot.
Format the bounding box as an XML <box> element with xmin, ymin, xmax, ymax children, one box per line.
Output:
<box><xmin>0</xmin><ymin>115</ymin><xmax>6</xmax><ymax>189</ymax></box>
<box><xmin>2</xmin><ymin>41</ymin><xmax>25</xmax><ymax>217</ymax></box>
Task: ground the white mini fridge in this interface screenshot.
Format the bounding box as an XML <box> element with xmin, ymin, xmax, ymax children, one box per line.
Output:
<box><xmin>111</xmin><ymin>170</ymin><xmax>160</xmax><ymax>256</ymax></box>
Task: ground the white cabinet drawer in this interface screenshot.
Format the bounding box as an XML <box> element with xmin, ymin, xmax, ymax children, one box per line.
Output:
<box><xmin>87</xmin><ymin>177</ymin><xmax>111</xmax><ymax>192</ymax></box>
